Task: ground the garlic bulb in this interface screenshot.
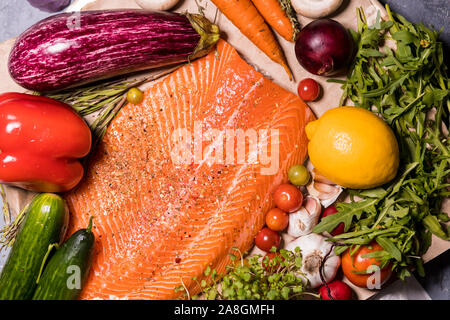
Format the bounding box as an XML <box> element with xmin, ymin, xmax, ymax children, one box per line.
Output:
<box><xmin>307</xmin><ymin>168</ymin><xmax>343</xmax><ymax>208</ymax></box>
<box><xmin>282</xmin><ymin>232</ymin><xmax>296</xmax><ymax>245</ymax></box>
<box><xmin>287</xmin><ymin>196</ymin><xmax>321</xmax><ymax>237</ymax></box>
<box><xmin>285</xmin><ymin>233</ymin><xmax>340</xmax><ymax>288</ymax></box>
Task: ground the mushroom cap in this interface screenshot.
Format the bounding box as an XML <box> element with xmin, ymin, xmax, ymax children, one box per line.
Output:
<box><xmin>292</xmin><ymin>0</ymin><xmax>344</xmax><ymax>19</ymax></box>
<box><xmin>135</xmin><ymin>0</ymin><xmax>180</xmax><ymax>11</ymax></box>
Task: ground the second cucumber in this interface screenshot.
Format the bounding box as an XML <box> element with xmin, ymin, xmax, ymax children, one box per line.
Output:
<box><xmin>32</xmin><ymin>218</ymin><xmax>95</xmax><ymax>300</ymax></box>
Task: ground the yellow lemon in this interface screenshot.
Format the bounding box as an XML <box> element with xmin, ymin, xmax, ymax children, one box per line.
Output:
<box><xmin>305</xmin><ymin>106</ymin><xmax>399</xmax><ymax>189</ymax></box>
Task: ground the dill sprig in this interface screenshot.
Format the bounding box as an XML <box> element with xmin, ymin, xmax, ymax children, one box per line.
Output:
<box><xmin>0</xmin><ymin>185</ymin><xmax>10</xmax><ymax>225</ymax></box>
<box><xmin>0</xmin><ymin>203</ymin><xmax>28</xmax><ymax>250</ymax></box>
<box><xmin>42</xmin><ymin>66</ymin><xmax>180</xmax><ymax>148</ymax></box>
<box><xmin>279</xmin><ymin>0</ymin><xmax>301</xmax><ymax>41</ymax></box>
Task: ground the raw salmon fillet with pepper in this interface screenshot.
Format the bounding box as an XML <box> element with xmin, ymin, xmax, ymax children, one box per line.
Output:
<box><xmin>65</xmin><ymin>40</ymin><xmax>315</xmax><ymax>299</ymax></box>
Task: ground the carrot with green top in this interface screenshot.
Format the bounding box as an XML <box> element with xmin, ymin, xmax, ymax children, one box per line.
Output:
<box><xmin>211</xmin><ymin>0</ymin><xmax>293</xmax><ymax>79</ymax></box>
<box><xmin>251</xmin><ymin>0</ymin><xmax>300</xmax><ymax>42</ymax></box>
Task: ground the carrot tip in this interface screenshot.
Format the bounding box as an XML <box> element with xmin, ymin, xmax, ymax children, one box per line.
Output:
<box><xmin>283</xmin><ymin>63</ymin><xmax>294</xmax><ymax>81</ymax></box>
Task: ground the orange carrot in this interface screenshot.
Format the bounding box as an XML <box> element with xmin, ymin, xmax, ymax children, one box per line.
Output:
<box><xmin>251</xmin><ymin>0</ymin><xmax>299</xmax><ymax>42</ymax></box>
<box><xmin>211</xmin><ymin>0</ymin><xmax>293</xmax><ymax>79</ymax></box>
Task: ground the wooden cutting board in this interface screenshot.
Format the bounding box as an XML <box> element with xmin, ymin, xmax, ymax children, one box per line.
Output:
<box><xmin>0</xmin><ymin>0</ymin><xmax>448</xmax><ymax>300</ymax></box>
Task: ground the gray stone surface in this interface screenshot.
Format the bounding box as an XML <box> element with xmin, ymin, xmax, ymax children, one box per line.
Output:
<box><xmin>417</xmin><ymin>249</ymin><xmax>450</xmax><ymax>300</ymax></box>
<box><xmin>380</xmin><ymin>0</ymin><xmax>449</xmax><ymax>44</ymax></box>
<box><xmin>0</xmin><ymin>0</ymin><xmax>53</xmax><ymax>42</ymax></box>
<box><xmin>380</xmin><ymin>0</ymin><xmax>450</xmax><ymax>301</ymax></box>
<box><xmin>380</xmin><ymin>0</ymin><xmax>450</xmax><ymax>62</ymax></box>
<box><xmin>0</xmin><ymin>0</ymin><xmax>448</xmax><ymax>300</ymax></box>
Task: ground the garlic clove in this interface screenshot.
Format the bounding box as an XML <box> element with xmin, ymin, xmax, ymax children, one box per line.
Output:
<box><xmin>319</xmin><ymin>186</ymin><xmax>343</xmax><ymax>208</ymax></box>
<box><xmin>287</xmin><ymin>207</ymin><xmax>310</xmax><ymax>237</ymax></box>
<box><xmin>304</xmin><ymin>194</ymin><xmax>320</xmax><ymax>213</ymax></box>
<box><xmin>312</xmin><ymin>168</ymin><xmax>335</xmax><ymax>185</ymax></box>
<box><xmin>285</xmin><ymin>233</ymin><xmax>340</xmax><ymax>288</ymax></box>
<box><xmin>307</xmin><ymin>180</ymin><xmax>343</xmax><ymax>208</ymax></box>
<box><xmin>314</xmin><ymin>181</ymin><xmax>338</xmax><ymax>194</ymax></box>
<box><xmin>287</xmin><ymin>196</ymin><xmax>321</xmax><ymax>237</ymax></box>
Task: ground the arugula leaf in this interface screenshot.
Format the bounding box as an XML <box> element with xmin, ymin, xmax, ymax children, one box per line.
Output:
<box><xmin>312</xmin><ymin>198</ymin><xmax>377</xmax><ymax>233</ymax></box>
<box><xmin>423</xmin><ymin>215</ymin><xmax>450</xmax><ymax>240</ymax></box>
<box><xmin>392</xmin><ymin>30</ymin><xmax>418</xmax><ymax>44</ymax></box>
<box><xmin>376</xmin><ymin>237</ymin><xmax>402</xmax><ymax>261</ymax></box>
<box><xmin>316</xmin><ymin>4</ymin><xmax>450</xmax><ymax>280</ymax></box>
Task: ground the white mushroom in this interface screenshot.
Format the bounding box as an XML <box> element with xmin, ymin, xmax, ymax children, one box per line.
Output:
<box><xmin>291</xmin><ymin>0</ymin><xmax>344</xmax><ymax>19</ymax></box>
<box><xmin>285</xmin><ymin>233</ymin><xmax>340</xmax><ymax>288</ymax></box>
<box><xmin>287</xmin><ymin>196</ymin><xmax>321</xmax><ymax>237</ymax></box>
<box><xmin>135</xmin><ymin>0</ymin><xmax>180</xmax><ymax>11</ymax></box>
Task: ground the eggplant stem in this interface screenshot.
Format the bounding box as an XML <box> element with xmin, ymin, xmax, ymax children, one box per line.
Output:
<box><xmin>186</xmin><ymin>13</ymin><xmax>220</xmax><ymax>61</ymax></box>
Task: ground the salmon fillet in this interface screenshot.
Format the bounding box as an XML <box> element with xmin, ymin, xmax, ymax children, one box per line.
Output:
<box><xmin>65</xmin><ymin>40</ymin><xmax>315</xmax><ymax>300</ymax></box>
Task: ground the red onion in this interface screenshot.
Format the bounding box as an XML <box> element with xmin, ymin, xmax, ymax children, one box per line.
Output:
<box><xmin>27</xmin><ymin>0</ymin><xmax>71</xmax><ymax>13</ymax></box>
<box><xmin>295</xmin><ymin>19</ymin><xmax>354</xmax><ymax>76</ymax></box>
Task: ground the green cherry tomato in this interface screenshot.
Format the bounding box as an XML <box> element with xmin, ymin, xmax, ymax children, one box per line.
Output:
<box><xmin>288</xmin><ymin>164</ymin><xmax>310</xmax><ymax>186</ymax></box>
<box><xmin>127</xmin><ymin>87</ymin><xmax>144</xmax><ymax>104</ymax></box>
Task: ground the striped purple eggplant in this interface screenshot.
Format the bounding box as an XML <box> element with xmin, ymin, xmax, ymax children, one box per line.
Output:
<box><xmin>8</xmin><ymin>10</ymin><xmax>220</xmax><ymax>92</ymax></box>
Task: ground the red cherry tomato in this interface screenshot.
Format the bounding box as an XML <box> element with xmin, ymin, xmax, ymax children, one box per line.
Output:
<box><xmin>273</xmin><ymin>184</ymin><xmax>303</xmax><ymax>212</ymax></box>
<box><xmin>255</xmin><ymin>227</ymin><xmax>281</xmax><ymax>252</ymax></box>
<box><xmin>297</xmin><ymin>78</ymin><xmax>320</xmax><ymax>101</ymax></box>
<box><xmin>261</xmin><ymin>252</ymin><xmax>284</xmax><ymax>272</ymax></box>
<box><xmin>321</xmin><ymin>205</ymin><xmax>345</xmax><ymax>236</ymax></box>
<box><xmin>319</xmin><ymin>280</ymin><xmax>353</xmax><ymax>300</ymax></box>
<box><xmin>342</xmin><ymin>241</ymin><xmax>392</xmax><ymax>289</ymax></box>
<box><xmin>265</xmin><ymin>208</ymin><xmax>289</xmax><ymax>231</ymax></box>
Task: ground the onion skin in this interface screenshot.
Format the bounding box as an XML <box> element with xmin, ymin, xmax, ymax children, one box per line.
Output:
<box><xmin>27</xmin><ymin>0</ymin><xmax>71</xmax><ymax>13</ymax></box>
<box><xmin>295</xmin><ymin>19</ymin><xmax>354</xmax><ymax>76</ymax></box>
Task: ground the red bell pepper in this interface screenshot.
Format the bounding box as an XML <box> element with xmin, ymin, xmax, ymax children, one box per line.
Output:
<box><xmin>0</xmin><ymin>92</ymin><xmax>92</xmax><ymax>192</ymax></box>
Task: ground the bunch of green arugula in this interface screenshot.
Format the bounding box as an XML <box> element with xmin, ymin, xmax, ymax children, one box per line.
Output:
<box><xmin>176</xmin><ymin>247</ymin><xmax>317</xmax><ymax>300</ymax></box>
<box><xmin>313</xmin><ymin>5</ymin><xmax>450</xmax><ymax>280</ymax></box>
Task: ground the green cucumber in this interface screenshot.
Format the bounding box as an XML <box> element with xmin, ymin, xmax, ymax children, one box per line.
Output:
<box><xmin>32</xmin><ymin>218</ymin><xmax>95</xmax><ymax>300</ymax></box>
<box><xmin>0</xmin><ymin>193</ymin><xmax>69</xmax><ymax>300</ymax></box>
